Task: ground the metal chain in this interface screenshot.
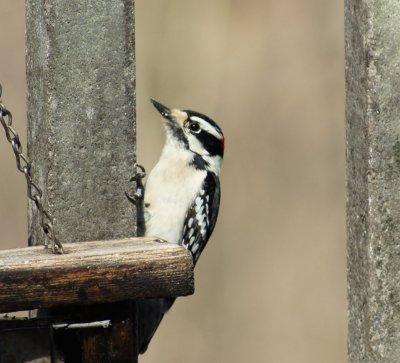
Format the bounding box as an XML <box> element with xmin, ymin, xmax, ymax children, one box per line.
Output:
<box><xmin>0</xmin><ymin>84</ymin><xmax>64</xmax><ymax>254</ymax></box>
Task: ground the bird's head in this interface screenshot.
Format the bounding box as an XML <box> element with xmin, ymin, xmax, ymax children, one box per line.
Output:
<box><xmin>151</xmin><ymin>99</ymin><xmax>224</xmax><ymax>174</ymax></box>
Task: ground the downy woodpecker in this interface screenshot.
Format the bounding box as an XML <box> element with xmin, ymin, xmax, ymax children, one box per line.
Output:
<box><xmin>130</xmin><ymin>99</ymin><xmax>224</xmax><ymax>353</ymax></box>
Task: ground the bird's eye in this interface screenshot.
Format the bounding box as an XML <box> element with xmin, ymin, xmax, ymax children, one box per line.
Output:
<box><xmin>188</xmin><ymin>122</ymin><xmax>201</xmax><ymax>134</ymax></box>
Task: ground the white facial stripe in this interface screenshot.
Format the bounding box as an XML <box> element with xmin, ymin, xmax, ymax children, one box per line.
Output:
<box><xmin>190</xmin><ymin>116</ymin><xmax>222</xmax><ymax>139</ymax></box>
<box><xmin>187</xmin><ymin>135</ymin><xmax>207</xmax><ymax>156</ymax></box>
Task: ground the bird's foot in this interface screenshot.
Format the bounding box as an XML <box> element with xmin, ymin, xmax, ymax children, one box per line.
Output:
<box><xmin>126</xmin><ymin>164</ymin><xmax>146</xmax><ymax>204</ymax></box>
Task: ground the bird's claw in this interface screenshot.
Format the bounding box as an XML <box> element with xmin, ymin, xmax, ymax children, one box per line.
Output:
<box><xmin>126</xmin><ymin>164</ymin><xmax>146</xmax><ymax>205</ymax></box>
<box><xmin>131</xmin><ymin>164</ymin><xmax>146</xmax><ymax>181</ymax></box>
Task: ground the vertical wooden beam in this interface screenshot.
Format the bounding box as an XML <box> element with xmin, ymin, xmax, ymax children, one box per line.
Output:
<box><xmin>25</xmin><ymin>0</ymin><xmax>137</xmax><ymax>245</ymax></box>
<box><xmin>25</xmin><ymin>0</ymin><xmax>137</xmax><ymax>360</ymax></box>
<box><xmin>346</xmin><ymin>0</ymin><xmax>400</xmax><ymax>361</ymax></box>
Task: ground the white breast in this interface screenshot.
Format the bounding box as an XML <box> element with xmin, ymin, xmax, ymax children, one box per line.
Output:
<box><xmin>144</xmin><ymin>143</ymin><xmax>206</xmax><ymax>245</ymax></box>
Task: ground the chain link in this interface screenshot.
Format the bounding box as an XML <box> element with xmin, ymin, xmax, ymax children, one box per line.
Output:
<box><xmin>0</xmin><ymin>84</ymin><xmax>64</xmax><ymax>254</ymax></box>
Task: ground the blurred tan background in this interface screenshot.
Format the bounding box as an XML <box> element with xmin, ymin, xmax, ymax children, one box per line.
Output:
<box><xmin>0</xmin><ymin>1</ymin><xmax>346</xmax><ymax>362</ymax></box>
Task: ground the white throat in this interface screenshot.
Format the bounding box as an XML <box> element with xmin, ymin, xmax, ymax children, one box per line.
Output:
<box><xmin>144</xmin><ymin>142</ymin><xmax>207</xmax><ymax>244</ymax></box>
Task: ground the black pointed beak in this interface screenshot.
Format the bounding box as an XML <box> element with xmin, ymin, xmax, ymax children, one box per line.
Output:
<box><xmin>151</xmin><ymin>99</ymin><xmax>188</xmax><ymax>130</ymax></box>
<box><xmin>150</xmin><ymin>99</ymin><xmax>171</xmax><ymax>119</ymax></box>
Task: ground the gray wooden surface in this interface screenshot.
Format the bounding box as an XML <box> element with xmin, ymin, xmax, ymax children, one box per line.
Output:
<box><xmin>25</xmin><ymin>0</ymin><xmax>137</xmax><ymax>246</ymax></box>
<box><xmin>345</xmin><ymin>0</ymin><xmax>400</xmax><ymax>361</ymax></box>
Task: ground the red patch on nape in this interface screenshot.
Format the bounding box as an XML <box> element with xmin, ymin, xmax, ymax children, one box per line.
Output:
<box><xmin>220</xmin><ymin>136</ymin><xmax>225</xmax><ymax>151</ymax></box>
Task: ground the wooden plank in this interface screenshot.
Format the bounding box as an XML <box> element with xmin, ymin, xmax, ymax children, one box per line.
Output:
<box><xmin>0</xmin><ymin>238</ymin><xmax>194</xmax><ymax>313</ymax></box>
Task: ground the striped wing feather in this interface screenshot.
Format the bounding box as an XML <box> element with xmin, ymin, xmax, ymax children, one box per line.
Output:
<box><xmin>181</xmin><ymin>172</ymin><xmax>221</xmax><ymax>264</ymax></box>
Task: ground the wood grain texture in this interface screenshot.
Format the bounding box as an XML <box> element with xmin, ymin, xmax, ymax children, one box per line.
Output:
<box><xmin>346</xmin><ymin>1</ymin><xmax>400</xmax><ymax>360</ymax></box>
<box><xmin>26</xmin><ymin>0</ymin><xmax>137</xmax><ymax>246</ymax></box>
<box><xmin>0</xmin><ymin>238</ymin><xmax>194</xmax><ymax>313</ymax></box>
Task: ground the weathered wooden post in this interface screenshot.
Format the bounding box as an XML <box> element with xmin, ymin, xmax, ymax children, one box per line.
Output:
<box><xmin>26</xmin><ymin>0</ymin><xmax>137</xmax><ymax>245</ymax></box>
<box><xmin>346</xmin><ymin>1</ymin><xmax>400</xmax><ymax>361</ymax></box>
<box><xmin>26</xmin><ymin>0</ymin><xmax>137</xmax><ymax>360</ymax></box>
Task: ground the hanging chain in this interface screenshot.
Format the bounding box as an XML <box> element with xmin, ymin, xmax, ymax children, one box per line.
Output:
<box><xmin>0</xmin><ymin>84</ymin><xmax>64</xmax><ymax>254</ymax></box>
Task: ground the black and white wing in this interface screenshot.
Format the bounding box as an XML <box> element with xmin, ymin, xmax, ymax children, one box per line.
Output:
<box><xmin>181</xmin><ymin>172</ymin><xmax>221</xmax><ymax>264</ymax></box>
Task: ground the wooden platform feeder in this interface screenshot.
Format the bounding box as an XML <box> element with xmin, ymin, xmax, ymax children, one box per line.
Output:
<box><xmin>0</xmin><ymin>0</ymin><xmax>195</xmax><ymax>361</ymax></box>
<box><xmin>0</xmin><ymin>238</ymin><xmax>194</xmax><ymax>362</ymax></box>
